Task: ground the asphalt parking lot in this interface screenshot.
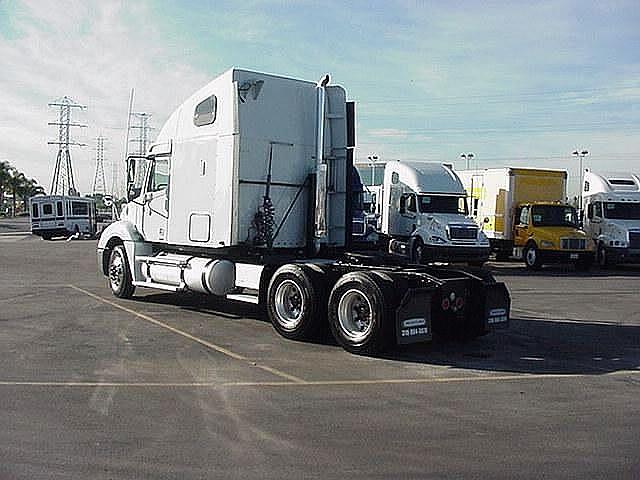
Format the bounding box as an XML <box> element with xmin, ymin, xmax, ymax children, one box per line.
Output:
<box><xmin>1</xmin><ymin>217</ymin><xmax>639</xmax><ymax>479</ymax></box>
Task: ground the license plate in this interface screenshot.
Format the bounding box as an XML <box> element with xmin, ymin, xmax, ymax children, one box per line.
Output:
<box><xmin>570</xmin><ymin>253</ymin><xmax>579</xmax><ymax>259</ymax></box>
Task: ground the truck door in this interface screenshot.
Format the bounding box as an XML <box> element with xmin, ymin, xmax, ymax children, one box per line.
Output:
<box><xmin>513</xmin><ymin>205</ymin><xmax>529</xmax><ymax>247</ymax></box>
<box><xmin>399</xmin><ymin>193</ymin><xmax>418</xmax><ymax>236</ymax></box>
<box><xmin>141</xmin><ymin>156</ymin><xmax>170</xmax><ymax>242</ymax></box>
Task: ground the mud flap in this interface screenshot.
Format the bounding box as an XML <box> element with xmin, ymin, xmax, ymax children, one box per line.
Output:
<box><xmin>484</xmin><ymin>282</ymin><xmax>511</xmax><ymax>329</ymax></box>
<box><xmin>395</xmin><ymin>288</ymin><xmax>433</xmax><ymax>345</ymax></box>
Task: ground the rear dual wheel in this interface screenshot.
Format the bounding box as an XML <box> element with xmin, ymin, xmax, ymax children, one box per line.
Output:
<box><xmin>328</xmin><ymin>272</ymin><xmax>393</xmax><ymax>355</ymax></box>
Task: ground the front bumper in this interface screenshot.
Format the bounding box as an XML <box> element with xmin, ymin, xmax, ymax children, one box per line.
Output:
<box><xmin>538</xmin><ymin>249</ymin><xmax>594</xmax><ymax>264</ymax></box>
<box><xmin>604</xmin><ymin>246</ymin><xmax>640</xmax><ymax>263</ymax></box>
<box><xmin>422</xmin><ymin>245</ymin><xmax>490</xmax><ymax>264</ymax></box>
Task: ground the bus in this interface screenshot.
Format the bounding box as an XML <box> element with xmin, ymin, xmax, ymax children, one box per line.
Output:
<box><xmin>29</xmin><ymin>195</ymin><xmax>97</xmax><ymax>240</ymax></box>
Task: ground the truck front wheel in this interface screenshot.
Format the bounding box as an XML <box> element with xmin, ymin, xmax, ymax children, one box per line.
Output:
<box><xmin>328</xmin><ymin>272</ymin><xmax>391</xmax><ymax>355</ymax></box>
<box><xmin>108</xmin><ymin>245</ymin><xmax>135</xmax><ymax>298</ymax></box>
<box><xmin>267</xmin><ymin>264</ymin><xmax>324</xmax><ymax>341</ymax></box>
<box><xmin>524</xmin><ymin>243</ymin><xmax>542</xmax><ymax>270</ymax></box>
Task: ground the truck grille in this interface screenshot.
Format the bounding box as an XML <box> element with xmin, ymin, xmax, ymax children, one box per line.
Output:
<box><xmin>449</xmin><ymin>226</ymin><xmax>478</xmax><ymax>240</ymax></box>
<box><xmin>561</xmin><ymin>238</ymin><xmax>586</xmax><ymax>250</ymax></box>
<box><xmin>629</xmin><ymin>231</ymin><xmax>640</xmax><ymax>249</ymax></box>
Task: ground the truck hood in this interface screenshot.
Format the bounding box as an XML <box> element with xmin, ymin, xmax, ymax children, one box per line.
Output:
<box><xmin>420</xmin><ymin>213</ymin><xmax>477</xmax><ymax>227</ymax></box>
<box><xmin>603</xmin><ymin>219</ymin><xmax>640</xmax><ymax>231</ymax></box>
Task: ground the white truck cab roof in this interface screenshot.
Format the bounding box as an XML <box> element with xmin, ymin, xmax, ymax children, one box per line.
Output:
<box><xmin>583</xmin><ymin>171</ymin><xmax>640</xmax><ymax>202</ymax></box>
<box><xmin>384</xmin><ymin>161</ymin><xmax>465</xmax><ymax>195</ymax></box>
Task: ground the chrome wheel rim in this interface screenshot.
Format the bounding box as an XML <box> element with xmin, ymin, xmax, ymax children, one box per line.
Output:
<box><xmin>526</xmin><ymin>248</ymin><xmax>536</xmax><ymax>266</ymax></box>
<box><xmin>337</xmin><ymin>289</ymin><xmax>373</xmax><ymax>342</ymax></box>
<box><xmin>109</xmin><ymin>250</ymin><xmax>124</xmax><ymax>291</ymax></box>
<box><xmin>274</xmin><ymin>280</ymin><xmax>304</xmax><ymax>330</ymax></box>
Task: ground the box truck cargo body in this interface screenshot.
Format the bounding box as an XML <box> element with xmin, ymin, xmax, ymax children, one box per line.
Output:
<box><xmin>459</xmin><ymin>168</ymin><xmax>593</xmax><ymax>269</ymax></box>
<box><xmin>97</xmin><ymin>68</ymin><xmax>510</xmax><ymax>354</ymax></box>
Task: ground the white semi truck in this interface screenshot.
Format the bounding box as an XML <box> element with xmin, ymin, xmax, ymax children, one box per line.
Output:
<box><xmin>97</xmin><ymin>68</ymin><xmax>510</xmax><ymax>354</ymax></box>
<box><xmin>582</xmin><ymin>171</ymin><xmax>640</xmax><ymax>266</ymax></box>
<box><xmin>373</xmin><ymin>161</ymin><xmax>490</xmax><ymax>265</ymax></box>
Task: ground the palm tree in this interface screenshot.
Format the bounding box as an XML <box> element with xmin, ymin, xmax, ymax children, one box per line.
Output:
<box><xmin>0</xmin><ymin>160</ymin><xmax>11</xmax><ymax>215</ymax></box>
<box><xmin>21</xmin><ymin>177</ymin><xmax>45</xmax><ymax>208</ymax></box>
<box><xmin>8</xmin><ymin>169</ymin><xmax>27</xmax><ymax>217</ymax></box>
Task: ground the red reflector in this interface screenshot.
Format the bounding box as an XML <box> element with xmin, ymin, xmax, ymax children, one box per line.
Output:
<box><xmin>455</xmin><ymin>297</ymin><xmax>464</xmax><ymax>309</ymax></box>
<box><xmin>441</xmin><ymin>298</ymin><xmax>450</xmax><ymax>310</ymax></box>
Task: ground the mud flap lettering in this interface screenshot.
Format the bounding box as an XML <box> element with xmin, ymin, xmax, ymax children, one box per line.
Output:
<box><xmin>485</xmin><ymin>283</ymin><xmax>510</xmax><ymax>328</ymax></box>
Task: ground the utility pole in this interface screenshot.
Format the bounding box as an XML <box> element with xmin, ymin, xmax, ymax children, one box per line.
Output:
<box><xmin>48</xmin><ymin>96</ymin><xmax>87</xmax><ymax>196</ymax></box>
<box><xmin>92</xmin><ymin>136</ymin><xmax>107</xmax><ymax>196</ymax></box>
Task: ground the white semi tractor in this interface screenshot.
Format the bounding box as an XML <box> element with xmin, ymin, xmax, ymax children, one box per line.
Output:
<box><xmin>370</xmin><ymin>161</ymin><xmax>490</xmax><ymax>265</ymax></box>
<box><xmin>582</xmin><ymin>171</ymin><xmax>640</xmax><ymax>266</ymax></box>
<box><xmin>97</xmin><ymin>68</ymin><xmax>510</xmax><ymax>354</ymax></box>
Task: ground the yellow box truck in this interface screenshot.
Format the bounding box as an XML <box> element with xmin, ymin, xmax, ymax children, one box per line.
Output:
<box><xmin>458</xmin><ymin>168</ymin><xmax>594</xmax><ymax>270</ymax></box>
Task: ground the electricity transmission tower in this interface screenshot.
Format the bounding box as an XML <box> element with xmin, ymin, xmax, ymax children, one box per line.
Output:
<box><xmin>92</xmin><ymin>136</ymin><xmax>107</xmax><ymax>195</ymax></box>
<box><xmin>48</xmin><ymin>96</ymin><xmax>86</xmax><ymax>196</ymax></box>
<box><xmin>129</xmin><ymin>112</ymin><xmax>153</xmax><ymax>155</ymax></box>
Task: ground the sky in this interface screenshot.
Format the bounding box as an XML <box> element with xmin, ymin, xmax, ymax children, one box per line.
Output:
<box><xmin>1</xmin><ymin>0</ymin><xmax>639</xmax><ymax>197</ymax></box>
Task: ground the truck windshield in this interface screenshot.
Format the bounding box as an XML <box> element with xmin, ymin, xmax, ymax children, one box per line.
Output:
<box><xmin>603</xmin><ymin>202</ymin><xmax>640</xmax><ymax>220</ymax></box>
<box><xmin>418</xmin><ymin>195</ymin><xmax>467</xmax><ymax>214</ymax></box>
<box><xmin>531</xmin><ymin>205</ymin><xmax>578</xmax><ymax>227</ymax></box>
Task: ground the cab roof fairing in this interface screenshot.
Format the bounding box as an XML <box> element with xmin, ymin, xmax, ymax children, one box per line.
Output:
<box><xmin>386</xmin><ymin>160</ymin><xmax>466</xmax><ymax>196</ymax></box>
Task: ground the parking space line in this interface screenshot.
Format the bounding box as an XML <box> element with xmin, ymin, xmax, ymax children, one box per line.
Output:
<box><xmin>511</xmin><ymin>307</ymin><xmax>619</xmax><ymax>325</ymax></box>
<box><xmin>0</xmin><ymin>370</ymin><xmax>638</xmax><ymax>388</ymax></box>
<box><xmin>67</xmin><ymin>284</ymin><xmax>306</xmax><ymax>384</ymax></box>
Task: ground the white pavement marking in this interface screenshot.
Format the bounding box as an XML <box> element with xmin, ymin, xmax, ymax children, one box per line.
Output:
<box><xmin>0</xmin><ymin>231</ymin><xmax>32</xmax><ymax>236</ymax></box>
<box><xmin>512</xmin><ymin>307</ymin><xmax>619</xmax><ymax>325</ymax></box>
<box><xmin>67</xmin><ymin>284</ymin><xmax>306</xmax><ymax>384</ymax></box>
<box><xmin>0</xmin><ymin>370</ymin><xmax>638</xmax><ymax>388</ymax></box>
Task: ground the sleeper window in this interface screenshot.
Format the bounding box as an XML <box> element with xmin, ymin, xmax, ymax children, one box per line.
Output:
<box><xmin>193</xmin><ymin>95</ymin><xmax>217</xmax><ymax>126</ymax></box>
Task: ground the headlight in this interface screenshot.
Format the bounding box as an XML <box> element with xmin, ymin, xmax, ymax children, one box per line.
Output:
<box><xmin>540</xmin><ymin>240</ymin><xmax>554</xmax><ymax>248</ymax></box>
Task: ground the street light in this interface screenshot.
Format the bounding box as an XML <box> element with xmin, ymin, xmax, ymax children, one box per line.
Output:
<box><xmin>460</xmin><ymin>152</ymin><xmax>474</xmax><ymax>170</ymax></box>
<box><xmin>572</xmin><ymin>149</ymin><xmax>589</xmax><ymax>212</ymax></box>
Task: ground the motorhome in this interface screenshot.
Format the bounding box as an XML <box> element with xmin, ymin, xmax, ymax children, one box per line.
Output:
<box><xmin>458</xmin><ymin>168</ymin><xmax>594</xmax><ymax>269</ymax></box>
<box><xmin>582</xmin><ymin>171</ymin><xmax>640</xmax><ymax>266</ymax></box>
<box><xmin>30</xmin><ymin>195</ymin><xmax>97</xmax><ymax>239</ymax></box>
<box><xmin>371</xmin><ymin>161</ymin><xmax>490</xmax><ymax>265</ymax></box>
<box><xmin>96</xmin><ymin>68</ymin><xmax>509</xmax><ymax>354</ymax></box>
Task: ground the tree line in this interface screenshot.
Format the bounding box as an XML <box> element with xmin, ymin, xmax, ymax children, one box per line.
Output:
<box><xmin>0</xmin><ymin>160</ymin><xmax>45</xmax><ymax>217</ymax></box>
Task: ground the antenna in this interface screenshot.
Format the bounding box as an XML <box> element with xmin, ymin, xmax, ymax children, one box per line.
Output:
<box><xmin>47</xmin><ymin>96</ymin><xmax>87</xmax><ymax>196</ymax></box>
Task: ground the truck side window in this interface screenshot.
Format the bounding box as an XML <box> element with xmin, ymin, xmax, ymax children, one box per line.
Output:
<box><xmin>193</xmin><ymin>95</ymin><xmax>217</xmax><ymax>127</ymax></box>
<box><xmin>594</xmin><ymin>202</ymin><xmax>602</xmax><ymax>218</ymax></box>
<box><xmin>587</xmin><ymin>203</ymin><xmax>593</xmax><ymax>219</ymax></box>
<box><xmin>519</xmin><ymin>206</ymin><xmax>529</xmax><ymax>225</ymax></box>
<box><xmin>399</xmin><ymin>195</ymin><xmax>406</xmax><ymax>214</ymax></box>
<box><xmin>149</xmin><ymin>157</ymin><xmax>170</xmax><ymax>192</ymax></box>
<box><xmin>407</xmin><ymin>194</ymin><xmax>417</xmax><ymax>213</ymax></box>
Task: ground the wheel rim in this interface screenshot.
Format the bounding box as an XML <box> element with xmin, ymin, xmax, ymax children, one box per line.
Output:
<box><xmin>526</xmin><ymin>247</ymin><xmax>536</xmax><ymax>266</ymax></box>
<box><xmin>274</xmin><ymin>280</ymin><xmax>304</xmax><ymax>330</ymax></box>
<box><xmin>109</xmin><ymin>250</ymin><xmax>124</xmax><ymax>291</ymax></box>
<box><xmin>337</xmin><ymin>288</ymin><xmax>374</xmax><ymax>342</ymax></box>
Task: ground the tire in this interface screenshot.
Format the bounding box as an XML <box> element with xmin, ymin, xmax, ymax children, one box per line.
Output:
<box><xmin>41</xmin><ymin>233</ymin><xmax>52</xmax><ymax>241</ymax></box>
<box><xmin>328</xmin><ymin>271</ymin><xmax>392</xmax><ymax>355</ymax></box>
<box><xmin>524</xmin><ymin>243</ymin><xmax>542</xmax><ymax>270</ymax></box>
<box><xmin>410</xmin><ymin>237</ymin><xmax>424</xmax><ymax>264</ymax></box>
<box><xmin>575</xmin><ymin>257</ymin><xmax>593</xmax><ymax>271</ymax></box>
<box><xmin>597</xmin><ymin>244</ymin><xmax>616</xmax><ymax>268</ymax></box>
<box><xmin>267</xmin><ymin>264</ymin><xmax>325</xmax><ymax>341</ymax></box>
<box><xmin>108</xmin><ymin>245</ymin><xmax>135</xmax><ymax>298</ymax></box>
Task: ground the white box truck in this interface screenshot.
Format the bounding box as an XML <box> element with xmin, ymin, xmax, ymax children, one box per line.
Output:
<box><xmin>97</xmin><ymin>68</ymin><xmax>510</xmax><ymax>354</ymax></box>
<box><xmin>370</xmin><ymin>161</ymin><xmax>490</xmax><ymax>265</ymax></box>
<box><xmin>458</xmin><ymin>168</ymin><xmax>594</xmax><ymax>269</ymax></box>
<box><xmin>582</xmin><ymin>171</ymin><xmax>640</xmax><ymax>266</ymax></box>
